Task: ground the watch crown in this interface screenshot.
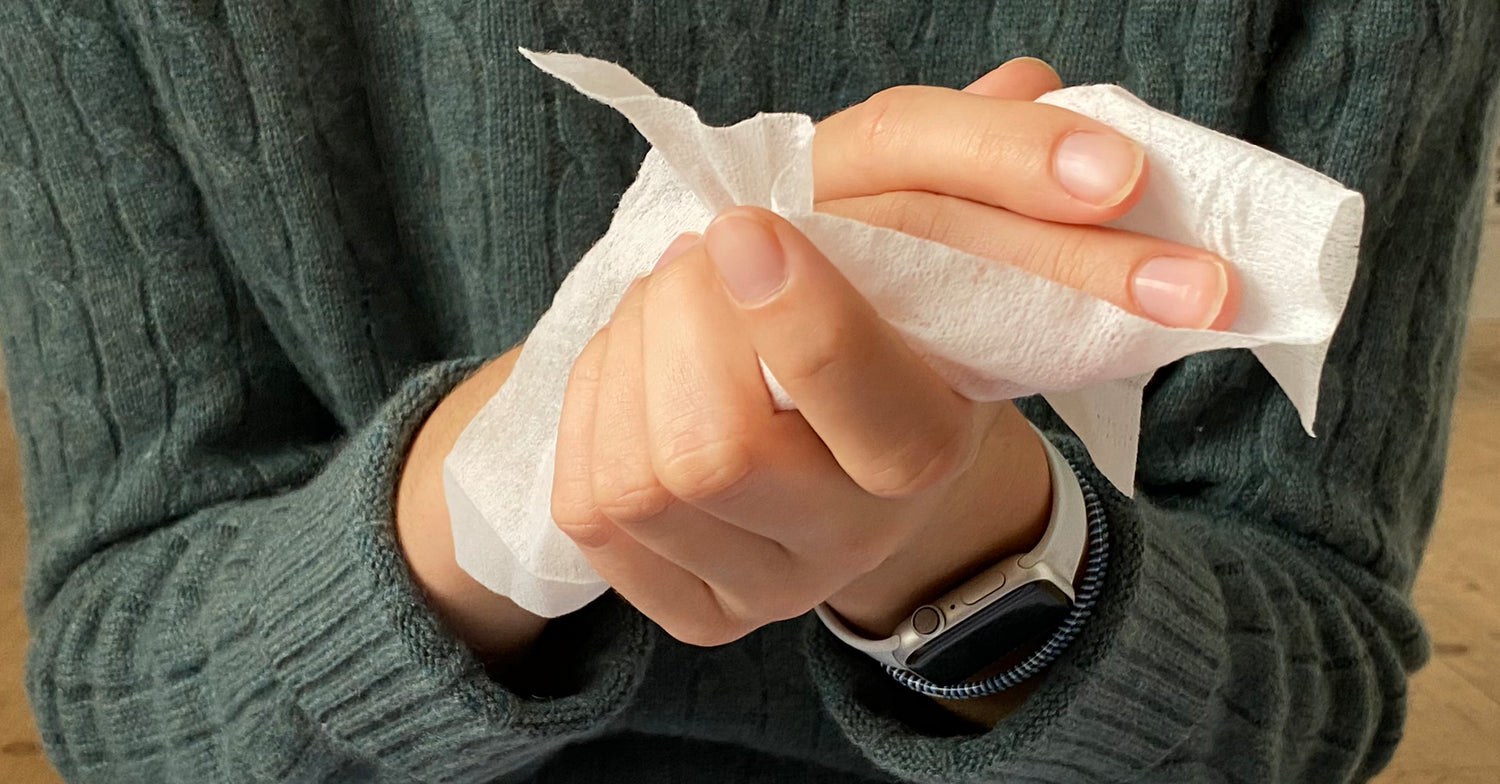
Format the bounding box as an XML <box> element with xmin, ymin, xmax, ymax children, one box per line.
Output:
<box><xmin>911</xmin><ymin>606</ymin><xmax>943</xmax><ymax>635</ymax></box>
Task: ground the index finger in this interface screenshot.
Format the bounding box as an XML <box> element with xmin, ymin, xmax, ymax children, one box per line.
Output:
<box><xmin>814</xmin><ymin>85</ymin><xmax>1146</xmax><ymax>225</ymax></box>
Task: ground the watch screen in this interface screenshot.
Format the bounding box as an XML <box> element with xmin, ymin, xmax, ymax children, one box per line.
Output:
<box><xmin>904</xmin><ymin>581</ymin><xmax>1072</xmax><ymax>686</ymax></box>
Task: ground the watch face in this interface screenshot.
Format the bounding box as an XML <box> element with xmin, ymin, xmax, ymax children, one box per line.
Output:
<box><xmin>904</xmin><ymin>581</ymin><xmax>1072</xmax><ymax>686</ymax></box>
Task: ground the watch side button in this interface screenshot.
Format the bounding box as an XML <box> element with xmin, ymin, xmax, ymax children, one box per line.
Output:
<box><xmin>912</xmin><ymin>606</ymin><xmax>942</xmax><ymax>635</ymax></box>
<box><xmin>959</xmin><ymin>573</ymin><xmax>1006</xmax><ymax>605</ymax></box>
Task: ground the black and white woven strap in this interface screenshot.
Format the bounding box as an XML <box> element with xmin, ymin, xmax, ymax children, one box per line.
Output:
<box><xmin>883</xmin><ymin>464</ymin><xmax>1110</xmax><ymax>700</ymax></box>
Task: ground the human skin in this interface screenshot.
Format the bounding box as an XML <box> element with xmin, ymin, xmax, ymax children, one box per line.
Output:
<box><xmin>394</xmin><ymin>57</ymin><xmax>1240</xmax><ymax>725</ymax></box>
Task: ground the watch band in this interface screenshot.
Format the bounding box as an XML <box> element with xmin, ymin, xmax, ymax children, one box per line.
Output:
<box><xmin>814</xmin><ymin>426</ymin><xmax>1091</xmax><ymax>674</ymax></box>
<box><xmin>885</xmin><ymin>479</ymin><xmax>1106</xmax><ymax>699</ymax></box>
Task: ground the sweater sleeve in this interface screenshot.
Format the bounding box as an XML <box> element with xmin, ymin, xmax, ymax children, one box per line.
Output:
<box><xmin>800</xmin><ymin>4</ymin><xmax>1500</xmax><ymax>783</ymax></box>
<box><xmin>0</xmin><ymin>4</ymin><xmax>652</xmax><ymax>783</ymax></box>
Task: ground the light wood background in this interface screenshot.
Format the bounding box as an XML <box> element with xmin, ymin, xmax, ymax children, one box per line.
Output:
<box><xmin>0</xmin><ymin>327</ymin><xmax>1496</xmax><ymax>782</ymax></box>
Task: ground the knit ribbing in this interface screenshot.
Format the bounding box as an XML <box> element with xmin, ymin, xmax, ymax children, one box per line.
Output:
<box><xmin>804</xmin><ymin>435</ymin><xmax>1226</xmax><ymax>784</ymax></box>
<box><xmin>4</xmin><ymin>0</ymin><xmax>1499</xmax><ymax>782</ymax></box>
<box><xmin>251</xmin><ymin>361</ymin><xmax>654</xmax><ymax>783</ymax></box>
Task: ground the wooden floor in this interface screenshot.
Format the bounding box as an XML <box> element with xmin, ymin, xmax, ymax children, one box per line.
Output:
<box><xmin>1</xmin><ymin>322</ymin><xmax>1497</xmax><ymax>782</ymax></box>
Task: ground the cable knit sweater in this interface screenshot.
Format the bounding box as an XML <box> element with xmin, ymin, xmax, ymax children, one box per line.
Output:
<box><xmin>3</xmin><ymin>1</ymin><xmax>1498</xmax><ymax>782</ymax></box>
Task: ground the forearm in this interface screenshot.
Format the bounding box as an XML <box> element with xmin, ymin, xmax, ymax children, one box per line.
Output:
<box><xmin>394</xmin><ymin>344</ymin><xmax>552</xmax><ymax>680</ymax></box>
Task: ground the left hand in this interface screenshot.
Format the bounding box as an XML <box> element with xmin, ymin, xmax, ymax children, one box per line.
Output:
<box><xmin>552</xmin><ymin>211</ymin><xmax>1055</xmax><ymax>645</ymax></box>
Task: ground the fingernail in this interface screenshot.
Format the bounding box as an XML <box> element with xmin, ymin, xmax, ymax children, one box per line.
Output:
<box><xmin>1008</xmin><ymin>56</ymin><xmax>1059</xmax><ymax>80</ymax></box>
<box><xmin>1053</xmin><ymin>131</ymin><xmax>1144</xmax><ymax>207</ymax></box>
<box><xmin>704</xmin><ymin>210</ymin><xmax>787</xmax><ymax>306</ymax></box>
<box><xmin>653</xmin><ymin>232</ymin><xmax>700</xmax><ymax>271</ymax></box>
<box><xmin>1130</xmin><ymin>256</ymin><xmax>1228</xmax><ymax>329</ymax></box>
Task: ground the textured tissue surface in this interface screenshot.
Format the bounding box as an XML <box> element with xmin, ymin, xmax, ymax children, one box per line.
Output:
<box><xmin>443</xmin><ymin>50</ymin><xmax>1364</xmax><ymax>617</ymax></box>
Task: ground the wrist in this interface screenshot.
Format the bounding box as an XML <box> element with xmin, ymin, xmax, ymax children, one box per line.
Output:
<box><xmin>824</xmin><ymin>404</ymin><xmax>1052</xmax><ymax>637</ymax></box>
<box><xmin>395</xmin><ymin>347</ymin><xmax>548</xmax><ymax>664</ymax></box>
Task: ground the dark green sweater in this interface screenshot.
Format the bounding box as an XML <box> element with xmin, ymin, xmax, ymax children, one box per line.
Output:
<box><xmin>3</xmin><ymin>1</ymin><xmax>1498</xmax><ymax>782</ymax></box>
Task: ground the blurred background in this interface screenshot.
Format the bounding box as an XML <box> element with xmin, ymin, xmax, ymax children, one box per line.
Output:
<box><xmin>1</xmin><ymin>147</ymin><xmax>1499</xmax><ymax>783</ymax></box>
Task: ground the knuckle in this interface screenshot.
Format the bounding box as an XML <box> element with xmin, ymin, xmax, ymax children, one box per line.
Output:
<box><xmin>729</xmin><ymin>600</ymin><xmax>806</xmax><ymax>629</ymax></box>
<box><xmin>552</xmin><ymin>510</ymin><xmax>614</xmax><ymax>549</ymax></box>
<box><xmin>671</xmin><ymin>627</ymin><xmax>739</xmax><ymax>648</ymax></box>
<box><xmin>853</xmin><ymin>85</ymin><xmax>921</xmax><ymax>163</ymax></box>
<box><xmin>1054</xmin><ymin>230</ymin><xmax>1100</xmax><ymax>287</ymax></box>
<box><xmin>667</xmin><ymin>614</ymin><xmax>748</xmax><ymax>648</ymax></box>
<box><xmin>1018</xmin><ymin>225</ymin><xmax>1095</xmax><ymax>290</ymax></box>
<box><xmin>855</xmin><ymin>420</ymin><xmax>976</xmax><ymax>499</ymax></box>
<box><xmin>777</xmin><ymin>317</ymin><xmax>849</xmax><ymax>387</ymax></box>
<box><xmin>550</xmin><ymin>490</ymin><xmax>596</xmax><ymax>530</ymax></box>
<box><xmin>861</xmin><ymin>192</ymin><xmax>954</xmax><ymax>243</ymax></box>
<box><xmin>894</xmin><ymin>192</ymin><xmax>958</xmax><ymax>242</ymax></box>
<box><xmin>592</xmin><ymin>470</ymin><xmax>673</xmax><ymax>524</ymax></box>
<box><xmin>568</xmin><ymin>338</ymin><xmax>607</xmax><ymax>386</ymax></box>
<box><xmin>827</xmin><ymin>530</ymin><xmax>897</xmax><ymax>577</ymax></box>
<box><xmin>724</xmin><ymin>575</ymin><xmax>817</xmax><ymax>625</ymax></box>
<box><xmin>656</xmin><ymin>426</ymin><xmax>755</xmax><ymax>503</ymax></box>
<box><xmin>761</xmin><ymin>591</ymin><xmax>818</xmax><ymax>623</ymax></box>
<box><xmin>956</xmin><ymin>115</ymin><xmax>1011</xmax><ymax>175</ymax></box>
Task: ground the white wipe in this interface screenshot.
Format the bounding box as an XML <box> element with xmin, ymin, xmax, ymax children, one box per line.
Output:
<box><xmin>442</xmin><ymin>50</ymin><xmax>1363</xmax><ymax>618</ymax></box>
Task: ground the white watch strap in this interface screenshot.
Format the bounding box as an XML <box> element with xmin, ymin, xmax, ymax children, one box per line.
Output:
<box><xmin>1020</xmin><ymin>426</ymin><xmax>1088</xmax><ymax>590</ymax></box>
<box><xmin>814</xmin><ymin>425</ymin><xmax>1089</xmax><ymax>665</ymax></box>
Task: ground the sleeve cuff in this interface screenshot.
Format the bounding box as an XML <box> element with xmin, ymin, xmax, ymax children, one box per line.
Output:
<box><xmin>248</xmin><ymin>359</ymin><xmax>655</xmax><ymax>783</ymax></box>
<box><xmin>801</xmin><ymin>433</ymin><xmax>1228</xmax><ymax>782</ymax></box>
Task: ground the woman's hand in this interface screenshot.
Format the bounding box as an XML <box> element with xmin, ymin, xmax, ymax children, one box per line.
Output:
<box><xmin>816</xmin><ymin>56</ymin><xmax>1238</xmax><ymax>329</ymax></box>
<box><xmin>553</xmin><ymin>212</ymin><xmax>1057</xmax><ymax>646</ymax></box>
<box><xmin>550</xmin><ymin>58</ymin><xmax>1242</xmax><ymax>649</ymax></box>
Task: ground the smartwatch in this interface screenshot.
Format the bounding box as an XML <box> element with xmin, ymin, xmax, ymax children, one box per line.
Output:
<box><xmin>814</xmin><ymin>429</ymin><xmax>1089</xmax><ymax>687</ymax></box>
